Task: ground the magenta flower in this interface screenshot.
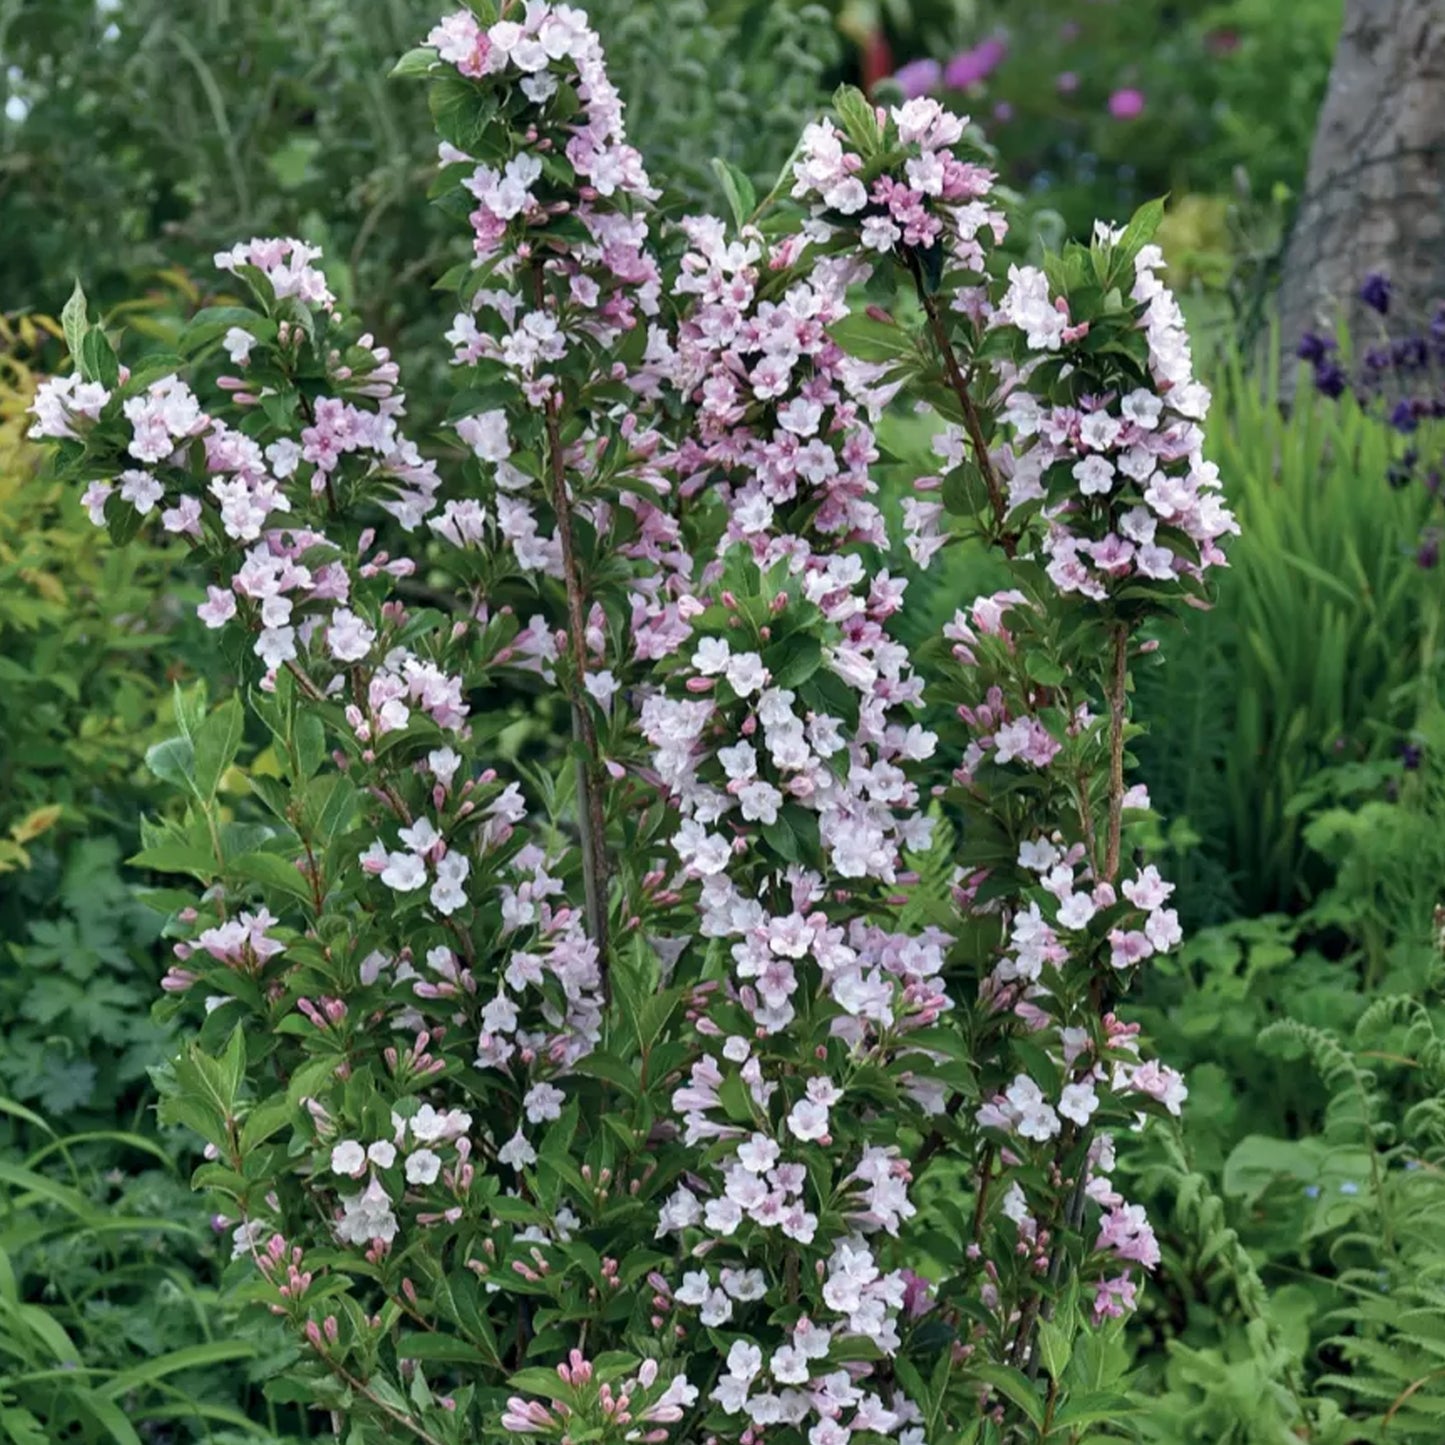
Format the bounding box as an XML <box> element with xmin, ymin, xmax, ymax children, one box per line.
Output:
<box><xmin>892</xmin><ymin>57</ymin><xmax>942</xmax><ymax>99</ymax></box>
<box><xmin>945</xmin><ymin>37</ymin><xmax>1006</xmax><ymax>90</ymax></box>
<box><xmin>1108</xmin><ymin>87</ymin><xmax>1146</xmax><ymax>119</ymax></box>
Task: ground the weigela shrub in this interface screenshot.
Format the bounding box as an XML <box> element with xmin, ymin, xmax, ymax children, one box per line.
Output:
<box><xmin>33</xmin><ymin>3</ymin><xmax>1236</xmax><ymax>1440</ymax></box>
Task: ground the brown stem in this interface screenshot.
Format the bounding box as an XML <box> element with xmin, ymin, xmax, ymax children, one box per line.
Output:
<box><xmin>907</xmin><ymin>252</ymin><xmax>1014</xmax><ymax>557</ymax></box>
<box><xmin>533</xmin><ymin>263</ymin><xmax>611</xmax><ymax>988</ymax></box>
<box><xmin>318</xmin><ymin>1357</ymin><xmax>445</xmax><ymax>1445</ymax></box>
<box><xmin>283</xmin><ymin>658</ymin><xmax>326</xmax><ymax>704</ymax></box>
<box><xmin>913</xmin><ymin>1092</ymin><xmax>964</xmax><ymax>1173</ymax></box>
<box><xmin>970</xmin><ymin>1142</ymin><xmax>997</xmax><ymax>1241</ymax></box>
<box><xmin>1102</xmin><ymin>623</ymin><xmax>1130</xmax><ymax>882</ymax></box>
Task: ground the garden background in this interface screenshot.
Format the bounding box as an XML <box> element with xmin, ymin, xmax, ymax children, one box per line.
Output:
<box><xmin>4</xmin><ymin>0</ymin><xmax>1445</xmax><ymax>1440</ymax></box>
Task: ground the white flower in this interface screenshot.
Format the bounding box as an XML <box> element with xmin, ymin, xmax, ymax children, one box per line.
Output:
<box><xmin>771</xmin><ymin>1345</ymin><xmax>811</xmax><ymax>1385</ymax></box>
<box><xmin>998</xmin><ymin>264</ymin><xmax>1065</xmax><ymax>351</ymax></box>
<box><xmin>1056</xmin><ymin>892</ymin><xmax>1097</xmax><ymax>930</ymax></box>
<box><xmin>255</xmin><ymin>626</ymin><xmax>297</xmax><ymax>670</ymax></box>
<box><xmin>380</xmin><ymin>851</ymin><xmax>426</xmax><ymax>892</ymax></box>
<box><xmin>335</xmin><ymin>1176</ymin><xmax>398</xmax><ymax>1246</ymax></box>
<box><xmin>675</xmin><ymin>1270</ymin><xmax>710</xmax><ymax>1306</ymax></box>
<box><xmin>222</xmin><ymin>326</ymin><xmax>256</xmax><ymax>366</ymax></box>
<box><xmin>693</xmin><ymin>637</ymin><xmax>730</xmax><ymax>674</ymax></box>
<box><xmin>724</xmin><ymin>651</ymin><xmax>767</xmax><ymax>696</ymax></box>
<box><xmin>118</xmin><ymin>469</ymin><xmax>164</xmax><ymax>515</ymax></box>
<box><xmin>726</xmin><ymin>1341</ymin><xmax>763</xmax><ymax>1383</ymax></box>
<box><xmin>498</xmin><ymin>1130</ymin><xmax>537</xmax><ymax>1170</ymax></box>
<box><xmin>456</xmin><ymin>408</ymin><xmax>510</xmax><ymax>462</ymax></box>
<box><xmin>787</xmin><ymin>1099</ymin><xmax>830</xmax><ymax>1141</ymax></box>
<box><xmin>366</xmin><ymin>1141</ymin><xmax>396</xmax><ymax>1169</ymax></box>
<box><xmin>1059</xmin><ymin>1082</ymin><xmax>1099</xmax><ymax>1127</ymax></box>
<box><xmin>430</xmin><ymin>852</ymin><xmax>471</xmax><ymax>915</ymax></box>
<box><xmin>736</xmin><ymin>1133</ymin><xmax>780</xmax><ymax>1174</ymax></box>
<box><xmin>523</xmin><ymin>1081</ymin><xmax>566</xmax><ymax>1123</ymax></box>
<box><xmin>1004</xmin><ymin>1075</ymin><xmax>1061</xmax><ymax>1141</ymax></box>
<box><xmin>330</xmin><ymin>1139</ymin><xmax>366</xmax><ymax>1176</ymax></box>
<box><xmin>428</xmin><ymin>747</ymin><xmax>462</xmax><ymax>787</ymax></box>
<box><xmin>405</xmin><ymin>1148</ymin><xmax>442</xmax><ymax>1185</ymax></box>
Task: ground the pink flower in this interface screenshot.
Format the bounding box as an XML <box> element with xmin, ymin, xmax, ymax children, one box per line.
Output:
<box><xmin>945</xmin><ymin>37</ymin><xmax>1006</xmax><ymax>90</ymax></box>
<box><xmin>1108</xmin><ymin>88</ymin><xmax>1146</xmax><ymax>120</ymax></box>
<box><xmin>892</xmin><ymin>58</ymin><xmax>941</xmax><ymax>99</ymax></box>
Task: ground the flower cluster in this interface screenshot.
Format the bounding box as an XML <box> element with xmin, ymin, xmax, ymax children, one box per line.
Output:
<box><xmin>792</xmin><ymin>96</ymin><xmax>1005</xmax><ymax>273</ymax></box>
<box><xmin>987</xmin><ymin>240</ymin><xmax>1236</xmax><ymax>601</ymax></box>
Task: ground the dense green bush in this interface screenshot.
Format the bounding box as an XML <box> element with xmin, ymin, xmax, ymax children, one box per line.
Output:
<box><xmin>1137</xmin><ymin>340</ymin><xmax>1440</xmax><ymax>924</ymax></box>
<box><xmin>1119</xmin><ymin>707</ymin><xmax>1445</xmax><ymax>1441</ymax></box>
<box><xmin>0</xmin><ymin>1100</ymin><xmax>308</xmax><ymax>1444</ymax></box>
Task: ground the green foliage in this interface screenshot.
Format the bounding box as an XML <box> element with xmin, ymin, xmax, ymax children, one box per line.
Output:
<box><xmin>0</xmin><ymin>319</ymin><xmax>227</xmax><ymax>1121</ymax></box>
<box><xmin>1119</xmin><ymin>710</ymin><xmax>1445</xmax><ymax>1441</ymax></box>
<box><xmin>0</xmin><ymin>1104</ymin><xmax>304</xmax><ymax>1444</ymax></box>
<box><xmin>871</xmin><ymin>0</ymin><xmax>1339</xmax><ymax>239</ymax></box>
<box><xmin>0</xmin><ymin>838</ymin><xmax>173</xmax><ymax>1119</ymax></box>
<box><xmin>1136</xmin><ymin>337</ymin><xmax>1441</xmax><ymax>923</ymax></box>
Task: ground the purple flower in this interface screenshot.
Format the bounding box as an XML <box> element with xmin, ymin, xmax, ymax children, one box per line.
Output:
<box><xmin>1390</xmin><ymin>399</ymin><xmax>1419</xmax><ymax>433</ymax></box>
<box><xmin>993</xmin><ymin>101</ymin><xmax>1014</xmax><ymax>122</ymax></box>
<box><xmin>1313</xmin><ymin>361</ymin><xmax>1347</xmax><ymax>399</ymax></box>
<box><xmin>945</xmin><ymin>37</ymin><xmax>1007</xmax><ymax>90</ymax></box>
<box><xmin>1056</xmin><ymin>71</ymin><xmax>1080</xmax><ymax>94</ymax></box>
<box><xmin>1108</xmin><ymin>88</ymin><xmax>1146</xmax><ymax>119</ymax></box>
<box><xmin>1359</xmin><ymin>272</ymin><xmax>1392</xmax><ymax>315</ymax></box>
<box><xmin>1419</xmin><ymin>533</ymin><xmax>1441</xmax><ymax>570</ymax></box>
<box><xmin>892</xmin><ymin>57</ymin><xmax>942</xmax><ymax>99</ymax></box>
<box><xmin>1297</xmin><ymin>331</ymin><xmax>1335</xmax><ymax>365</ymax></box>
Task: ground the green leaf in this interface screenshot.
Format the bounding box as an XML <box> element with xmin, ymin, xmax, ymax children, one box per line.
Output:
<box><xmin>761</xmin><ymin>812</ymin><xmax>802</xmax><ymax>864</ymax></box>
<box><xmin>145</xmin><ymin>735</ymin><xmax>198</xmax><ymax>797</ymax></box>
<box><xmin>239</xmin><ymin>1096</ymin><xmax>295</xmax><ymax>1152</ymax></box>
<box><xmin>193</xmin><ymin>697</ymin><xmax>244</xmax><ymax>800</ymax></box>
<box><xmin>1037</xmin><ymin>1318</ymin><xmax>1073</xmax><ymax>1382</ymax></box>
<box><xmin>61</xmin><ymin>280</ymin><xmax>88</xmax><ymax>364</ymax></box>
<box><xmin>127</xmin><ymin>843</ymin><xmax>215</xmax><ymax>879</ymax></box>
<box><xmin>507</xmin><ymin>1367</ymin><xmax>578</xmax><ymax>1405</ymax></box>
<box><xmin>1051</xmin><ymin>1391</ymin><xmax>1135</xmax><ymax>1430</ymax></box>
<box><xmin>710</xmin><ymin>156</ymin><xmax>757</xmax><ymax>232</ymax></box>
<box><xmin>766</xmin><ymin>632</ymin><xmax>822</xmax><ymax>689</ymax></box>
<box><xmin>969</xmin><ymin>1362</ymin><xmax>1044</xmax><ymax>1426</ymax></box>
<box><xmin>832</xmin><ymin>83</ymin><xmax>881</xmax><ymax>157</ymax></box>
<box><xmin>97</xmin><ymin>1342</ymin><xmax>256</xmax><ymax>1400</ymax></box>
<box><xmin>80</xmin><ymin>327</ymin><xmax>120</xmax><ymax>389</ymax></box>
<box><xmin>295</xmin><ymin>712</ymin><xmax>327</xmax><ymax>781</ymax></box>
<box><xmin>828</xmin><ymin>313</ymin><xmax>916</xmax><ymax>366</ymax></box>
<box><xmin>179</xmin><ymin>306</ymin><xmax>271</xmax><ymax>357</ymax></box>
<box><xmin>570</xmin><ymin>1052</ymin><xmax>639</xmax><ymax>1099</ymax></box>
<box><xmin>229</xmin><ymin>850</ymin><xmax>314</xmax><ymax>902</ymax></box>
<box><xmin>71</xmin><ymin>1390</ymin><xmax>143</xmax><ymax>1445</ymax></box>
<box><xmin>397</xmin><ymin>1335</ymin><xmax>492</xmax><ymax>1365</ymax></box>
<box><xmin>390</xmin><ymin>46</ymin><xmax>439</xmax><ymax>79</ymax></box>
<box><xmin>1117</xmin><ymin>196</ymin><xmax>1167</xmax><ymax>259</ymax></box>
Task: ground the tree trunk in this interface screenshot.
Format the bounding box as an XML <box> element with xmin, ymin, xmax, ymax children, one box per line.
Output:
<box><xmin>1275</xmin><ymin>0</ymin><xmax>1445</xmax><ymax>400</ymax></box>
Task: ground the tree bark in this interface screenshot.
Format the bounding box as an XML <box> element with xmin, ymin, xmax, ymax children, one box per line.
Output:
<box><xmin>1275</xmin><ymin>0</ymin><xmax>1445</xmax><ymax>401</ymax></box>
